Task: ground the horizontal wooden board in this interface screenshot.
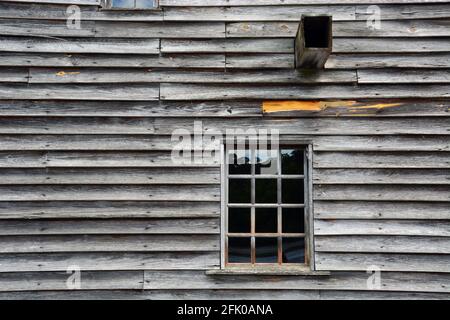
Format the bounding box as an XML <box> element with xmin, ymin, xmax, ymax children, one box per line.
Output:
<box><xmin>315</xmin><ymin>220</ymin><xmax>450</xmax><ymax>237</ymax></box>
<box><xmin>314</xmin><ymin>152</ymin><xmax>450</xmax><ymax>169</ymax></box>
<box><xmin>0</xmin><ymin>37</ymin><xmax>160</xmax><ymax>54</ymax></box>
<box><xmin>161</xmin><ymin>39</ymin><xmax>294</xmax><ymax>53</ymax></box>
<box><xmin>227</xmin><ymin>20</ymin><xmax>450</xmax><ymax>38</ymax></box>
<box><xmin>143</xmin><ymin>270</ymin><xmax>450</xmax><ymax>293</ymax></box>
<box><xmin>95</xmin><ymin>21</ymin><xmax>225</xmax><ymax>38</ymax></box>
<box><xmin>0</xmin><ymin>53</ymin><xmax>226</xmax><ymax>68</ymax></box>
<box><xmin>0</xmin><ymin>185</ymin><xmax>220</xmax><ymax>201</ymax></box>
<box><xmin>226</xmin><ymin>53</ymin><xmax>294</xmax><ymax>69</ymax></box>
<box><xmin>0</xmin><ymin>68</ymin><xmax>28</xmax><ymax>82</ymax></box>
<box><xmin>0</xmin><ymin>3</ymin><xmax>163</xmax><ymax>21</ymax></box>
<box><xmin>0</xmin><ymin>271</ymin><xmax>143</xmax><ymax>292</ymax></box>
<box><xmin>0</xmin><ymin>201</ymin><xmax>220</xmax><ymax>219</ymax></box>
<box><xmin>160</xmin><ymin>83</ymin><xmax>450</xmax><ymax>100</ymax></box>
<box><xmin>358</xmin><ymin>69</ymin><xmax>450</xmax><ymax>84</ymax></box>
<box><xmin>0</xmin><ymin>19</ymin><xmax>96</xmax><ymax>37</ymax></box>
<box><xmin>0</xmin><ymin>101</ymin><xmax>259</xmax><ymax>117</ymax></box>
<box><xmin>313</xmin><ymin>169</ymin><xmax>450</xmax><ymax>185</ymax></box>
<box><xmin>1</xmin><ymin>289</ymin><xmax>449</xmax><ymax>300</ymax></box>
<box><xmin>326</xmin><ymin>53</ymin><xmax>450</xmax><ymax>69</ymax></box>
<box><xmin>0</xmin><ymin>167</ymin><xmax>220</xmax><ymax>185</ymax></box>
<box><xmin>5</xmin><ymin>135</ymin><xmax>447</xmax><ymax>152</ymax></box>
<box><xmin>316</xmin><ymin>236</ymin><xmax>450</xmax><ymax>254</ymax></box>
<box><xmin>313</xmin><ymin>135</ymin><xmax>450</xmax><ymax>151</ymax></box>
<box><xmin>267</xmin><ymin>101</ymin><xmax>450</xmax><ymax>117</ymax></box>
<box><xmin>334</xmin><ymin>38</ymin><xmax>450</xmax><ymax>53</ymax></box>
<box><xmin>0</xmin><ymin>252</ymin><xmax>219</xmax><ymax>272</ymax></box>
<box><xmin>163</xmin><ymin>5</ymin><xmax>356</xmax><ymax>21</ymax></box>
<box><xmin>160</xmin><ymin>0</ymin><xmax>450</xmax><ymax>5</ymax></box>
<box><xmin>29</xmin><ymin>68</ymin><xmax>356</xmax><ymax>84</ymax></box>
<box><xmin>338</xmin><ymin>167</ymin><xmax>444</xmax><ymax>187</ymax></box>
<box><xmin>314</xmin><ymin>201</ymin><xmax>450</xmax><ymax>220</ymax></box>
<box><xmin>355</xmin><ymin>4</ymin><xmax>450</xmax><ymax>20</ymax></box>
<box><xmin>0</xmin><ymin>84</ymin><xmax>159</xmax><ymax>100</ymax></box>
<box><xmin>314</xmin><ymin>185</ymin><xmax>450</xmax><ymax>201</ymax></box>
<box><xmin>154</xmin><ymin>117</ymin><xmax>450</xmax><ymax>135</ymax></box>
<box><xmin>0</xmin><ymin>235</ymin><xmax>219</xmax><ymax>253</ymax></box>
<box><xmin>0</xmin><ymin>218</ymin><xmax>219</xmax><ymax>235</ymax></box>
<box><xmin>0</xmin><ymin>117</ymin><xmax>156</xmax><ymax>134</ymax></box>
<box><xmin>316</xmin><ymin>253</ymin><xmax>450</xmax><ymax>272</ymax></box>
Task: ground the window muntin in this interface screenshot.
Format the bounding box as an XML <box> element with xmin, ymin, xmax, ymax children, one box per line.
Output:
<box><xmin>224</xmin><ymin>144</ymin><xmax>310</xmax><ymax>268</ymax></box>
<box><xmin>103</xmin><ymin>0</ymin><xmax>159</xmax><ymax>9</ymax></box>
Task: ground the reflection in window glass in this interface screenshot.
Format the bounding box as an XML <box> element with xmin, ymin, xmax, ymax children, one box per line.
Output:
<box><xmin>135</xmin><ymin>0</ymin><xmax>158</xmax><ymax>8</ymax></box>
<box><xmin>255</xmin><ymin>208</ymin><xmax>278</xmax><ymax>233</ymax></box>
<box><xmin>256</xmin><ymin>149</ymin><xmax>278</xmax><ymax>175</ymax></box>
<box><xmin>228</xmin><ymin>150</ymin><xmax>251</xmax><ymax>175</ymax></box>
<box><xmin>228</xmin><ymin>237</ymin><xmax>251</xmax><ymax>263</ymax></box>
<box><xmin>112</xmin><ymin>0</ymin><xmax>134</xmax><ymax>7</ymax></box>
<box><xmin>281</xmin><ymin>149</ymin><xmax>304</xmax><ymax>175</ymax></box>
<box><xmin>282</xmin><ymin>238</ymin><xmax>305</xmax><ymax>263</ymax></box>
<box><xmin>282</xmin><ymin>208</ymin><xmax>305</xmax><ymax>233</ymax></box>
<box><xmin>255</xmin><ymin>238</ymin><xmax>278</xmax><ymax>263</ymax></box>
<box><xmin>255</xmin><ymin>179</ymin><xmax>277</xmax><ymax>203</ymax></box>
<box><xmin>228</xmin><ymin>208</ymin><xmax>251</xmax><ymax>233</ymax></box>
<box><xmin>282</xmin><ymin>179</ymin><xmax>304</xmax><ymax>204</ymax></box>
<box><xmin>229</xmin><ymin>179</ymin><xmax>251</xmax><ymax>204</ymax></box>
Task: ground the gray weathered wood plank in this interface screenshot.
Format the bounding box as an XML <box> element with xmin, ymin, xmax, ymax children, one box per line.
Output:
<box><xmin>314</xmin><ymin>185</ymin><xmax>450</xmax><ymax>202</ymax></box>
<box><xmin>0</xmin><ymin>252</ymin><xmax>219</xmax><ymax>272</ymax></box>
<box><xmin>315</xmin><ymin>201</ymin><xmax>450</xmax><ymax>220</ymax></box>
<box><xmin>0</xmin><ymin>201</ymin><xmax>220</xmax><ymax>219</ymax></box>
<box><xmin>315</xmin><ymin>220</ymin><xmax>450</xmax><ymax>236</ymax></box>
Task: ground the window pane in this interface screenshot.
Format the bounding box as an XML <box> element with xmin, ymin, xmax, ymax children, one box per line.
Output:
<box><xmin>112</xmin><ymin>0</ymin><xmax>134</xmax><ymax>8</ymax></box>
<box><xmin>255</xmin><ymin>149</ymin><xmax>278</xmax><ymax>175</ymax></box>
<box><xmin>255</xmin><ymin>208</ymin><xmax>278</xmax><ymax>233</ymax></box>
<box><xmin>255</xmin><ymin>237</ymin><xmax>278</xmax><ymax>263</ymax></box>
<box><xmin>282</xmin><ymin>179</ymin><xmax>304</xmax><ymax>204</ymax></box>
<box><xmin>282</xmin><ymin>208</ymin><xmax>305</xmax><ymax>233</ymax></box>
<box><xmin>228</xmin><ymin>208</ymin><xmax>251</xmax><ymax>233</ymax></box>
<box><xmin>255</xmin><ymin>179</ymin><xmax>277</xmax><ymax>203</ymax></box>
<box><xmin>135</xmin><ymin>0</ymin><xmax>157</xmax><ymax>8</ymax></box>
<box><xmin>281</xmin><ymin>149</ymin><xmax>304</xmax><ymax>175</ymax></box>
<box><xmin>282</xmin><ymin>238</ymin><xmax>305</xmax><ymax>263</ymax></box>
<box><xmin>228</xmin><ymin>237</ymin><xmax>251</xmax><ymax>263</ymax></box>
<box><xmin>229</xmin><ymin>179</ymin><xmax>251</xmax><ymax>204</ymax></box>
<box><xmin>228</xmin><ymin>150</ymin><xmax>251</xmax><ymax>175</ymax></box>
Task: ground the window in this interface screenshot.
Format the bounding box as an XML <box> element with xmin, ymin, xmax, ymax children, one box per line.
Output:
<box><xmin>102</xmin><ymin>0</ymin><xmax>159</xmax><ymax>10</ymax></box>
<box><xmin>222</xmin><ymin>143</ymin><xmax>312</xmax><ymax>269</ymax></box>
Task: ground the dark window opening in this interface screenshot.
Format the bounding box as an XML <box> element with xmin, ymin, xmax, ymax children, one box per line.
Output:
<box><xmin>103</xmin><ymin>0</ymin><xmax>159</xmax><ymax>9</ymax></box>
<box><xmin>303</xmin><ymin>16</ymin><xmax>332</xmax><ymax>48</ymax></box>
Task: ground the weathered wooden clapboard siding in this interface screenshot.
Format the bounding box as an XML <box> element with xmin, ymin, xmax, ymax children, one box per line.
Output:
<box><xmin>0</xmin><ymin>0</ymin><xmax>449</xmax><ymax>300</ymax></box>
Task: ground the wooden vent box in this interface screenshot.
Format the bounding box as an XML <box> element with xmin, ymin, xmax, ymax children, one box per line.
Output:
<box><xmin>295</xmin><ymin>15</ymin><xmax>333</xmax><ymax>69</ymax></box>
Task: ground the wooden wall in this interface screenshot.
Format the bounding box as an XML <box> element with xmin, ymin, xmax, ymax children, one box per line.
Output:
<box><xmin>0</xmin><ymin>0</ymin><xmax>449</xmax><ymax>299</ymax></box>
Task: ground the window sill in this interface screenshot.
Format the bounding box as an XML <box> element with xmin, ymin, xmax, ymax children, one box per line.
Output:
<box><xmin>99</xmin><ymin>8</ymin><xmax>162</xmax><ymax>12</ymax></box>
<box><xmin>205</xmin><ymin>269</ymin><xmax>331</xmax><ymax>277</ymax></box>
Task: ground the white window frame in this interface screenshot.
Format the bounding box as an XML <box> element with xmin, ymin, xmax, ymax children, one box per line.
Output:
<box><xmin>220</xmin><ymin>141</ymin><xmax>315</xmax><ymax>271</ymax></box>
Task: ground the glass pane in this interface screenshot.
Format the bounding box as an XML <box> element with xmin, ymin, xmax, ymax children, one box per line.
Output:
<box><xmin>255</xmin><ymin>208</ymin><xmax>278</xmax><ymax>233</ymax></box>
<box><xmin>282</xmin><ymin>237</ymin><xmax>305</xmax><ymax>263</ymax></box>
<box><xmin>112</xmin><ymin>0</ymin><xmax>135</xmax><ymax>8</ymax></box>
<box><xmin>228</xmin><ymin>208</ymin><xmax>251</xmax><ymax>233</ymax></box>
<box><xmin>281</xmin><ymin>149</ymin><xmax>304</xmax><ymax>175</ymax></box>
<box><xmin>255</xmin><ymin>237</ymin><xmax>278</xmax><ymax>263</ymax></box>
<box><xmin>255</xmin><ymin>179</ymin><xmax>277</xmax><ymax>203</ymax></box>
<box><xmin>282</xmin><ymin>179</ymin><xmax>304</xmax><ymax>204</ymax></box>
<box><xmin>135</xmin><ymin>0</ymin><xmax>157</xmax><ymax>8</ymax></box>
<box><xmin>282</xmin><ymin>208</ymin><xmax>305</xmax><ymax>233</ymax></box>
<box><xmin>228</xmin><ymin>149</ymin><xmax>251</xmax><ymax>175</ymax></box>
<box><xmin>228</xmin><ymin>237</ymin><xmax>251</xmax><ymax>263</ymax></box>
<box><xmin>229</xmin><ymin>179</ymin><xmax>251</xmax><ymax>204</ymax></box>
<box><xmin>255</xmin><ymin>149</ymin><xmax>278</xmax><ymax>175</ymax></box>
